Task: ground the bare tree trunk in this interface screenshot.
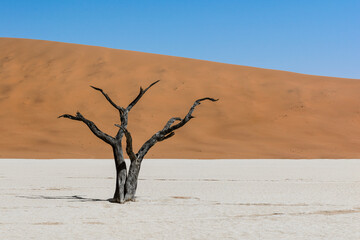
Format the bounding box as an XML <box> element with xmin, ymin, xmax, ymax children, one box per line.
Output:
<box><xmin>112</xmin><ymin>143</ymin><xmax>127</xmax><ymax>203</ymax></box>
<box><xmin>124</xmin><ymin>159</ymin><xmax>142</xmax><ymax>201</ymax></box>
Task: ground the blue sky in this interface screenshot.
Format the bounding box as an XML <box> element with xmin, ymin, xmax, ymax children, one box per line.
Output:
<box><xmin>1</xmin><ymin>0</ymin><xmax>359</xmax><ymax>78</ymax></box>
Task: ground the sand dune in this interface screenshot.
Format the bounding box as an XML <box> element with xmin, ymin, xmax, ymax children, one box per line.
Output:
<box><xmin>1</xmin><ymin>38</ymin><xmax>360</xmax><ymax>159</ymax></box>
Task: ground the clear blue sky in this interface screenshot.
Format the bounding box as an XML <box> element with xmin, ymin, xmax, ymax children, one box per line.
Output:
<box><xmin>1</xmin><ymin>0</ymin><xmax>359</xmax><ymax>78</ymax></box>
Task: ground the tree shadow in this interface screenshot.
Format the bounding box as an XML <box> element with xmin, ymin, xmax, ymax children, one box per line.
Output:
<box><xmin>17</xmin><ymin>195</ymin><xmax>108</xmax><ymax>202</ymax></box>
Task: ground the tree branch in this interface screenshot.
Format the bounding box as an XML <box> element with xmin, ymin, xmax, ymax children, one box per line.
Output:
<box><xmin>135</xmin><ymin>97</ymin><xmax>218</xmax><ymax>160</ymax></box>
<box><xmin>163</xmin><ymin>117</ymin><xmax>181</xmax><ymax>129</ymax></box>
<box><xmin>90</xmin><ymin>86</ymin><xmax>125</xmax><ymax>113</ymax></box>
<box><xmin>126</xmin><ymin>80</ymin><xmax>160</xmax><ymax>111</ymax></box>
<box><xmin>157</xmin><ymin>132</ymin><xmax>175</xmax><ymax>141</ymax></box>
<box><xmin>163</xmin><ymin>97</ymin><xmax>219</xmax><ymax>134</ymax></box>
<box><xmin>115</xmin><ymin>124</ymin><xmax>136</xmax><ymax>161</ymax></box>
<box><xmin>59</xmin><ymin>112</ymin><xmax>115</xmax><ymax>145</ymax></box>
<box><xmin>90</xmin><ymin>85</ymin><xmax>127</xmax><ymax>140</ymax></box>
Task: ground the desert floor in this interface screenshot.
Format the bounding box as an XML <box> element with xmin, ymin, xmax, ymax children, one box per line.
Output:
<box><xmin>1</xmin><ymin>159</ymin><xmax>360</xmax><ymax>239</ymax></box>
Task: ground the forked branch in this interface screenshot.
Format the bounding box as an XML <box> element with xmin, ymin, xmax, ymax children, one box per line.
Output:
<box><xmin>127</xmin><ymin>80</ymin><xmax>160</xmax><ymax>111</ymax></box>
<box><xmin>162</xmin><ymin>97</ymin><xmax>218</xmax><ymax>134</ymax></box>
<box><xmin>163</xmin><ymin>117</ymin><xmax>181</xmax><ymax>129</ymax></box>
<box><xmin>120</xmin><ymin>97</ymin><xmax>218</xmax><ymax>160</ymax></box>
<box><xmin>157</xmin><ymin>132</ymin><xmax>175</xmax><ymax>141</ymax></box>
<box><xmin>58</xmin><ymin>112</ymin><xmax>115</xmax><ymax>145</ymax></box>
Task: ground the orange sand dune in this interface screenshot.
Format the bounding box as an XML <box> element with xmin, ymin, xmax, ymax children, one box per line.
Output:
<box><xmin>1</xmin><ymin>38</ymin><xmax>360</xmax><ymax>159</ymax></box>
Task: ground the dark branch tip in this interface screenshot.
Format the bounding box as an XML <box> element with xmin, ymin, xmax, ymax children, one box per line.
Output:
<box><xmin>75</xmin><ymin>112</ymin><xmax>83</xmax><ymax>118</ymax></box>
<box><xmin>197</xmin><ymin>97</ymin><xmax>219</xmax><ymax>102</ymax></box>
<box><xmin>143</xmin><ymin>80</ymin><xmax>160</xmax><ymax>92</ymax></box>
<box><xmin>90</xmin><ymin>85</ymin><xmax>103</xmax><ymax>92</ymax></box>
<box><xmin>151</xmin><ymin>80</ymin><xmax>160</xmax><ymax>86</ymax></box>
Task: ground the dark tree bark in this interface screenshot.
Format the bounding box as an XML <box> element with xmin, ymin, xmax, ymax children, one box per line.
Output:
<box><xmin>116</xmin><ymin>97</ymin><xmax>218</xmax><ymax>201</ymax></box>
<box><xmin>59</xmin><ymin>81</ymin><xmax>217</xmax><ymax>203</ymax></box>
<box><xmin>59</xmin><ymin>81</ymin><xmax>159</xmax><ymax>203</ymax></box>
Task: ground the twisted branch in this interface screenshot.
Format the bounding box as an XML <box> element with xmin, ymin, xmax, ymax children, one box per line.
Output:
<box><xmin>157</xmin><ymin>132</ymin><xmax>175</xmax><ymax>141</ymax></box>
<box><xmin>115</xmin><ymin>124</ymin><xmax>136</xmax><ymax>161</ymax></box>
<box><xmin>58</xmin><ymin>112</ymin><xmax>115</xmax><ymax>145</ymax></box>
<box><xmin>163</xmin><ymin>117</ymin><xmax>181</xmax><ymax>129</ymax></box>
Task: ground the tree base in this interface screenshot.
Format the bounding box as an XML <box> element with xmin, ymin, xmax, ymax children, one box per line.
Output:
<box><xmin>108</xmin><ymin>197</ymin><xmax>123</xmax><ymax>204</ymax></box>
<box><xmin>107</xmin><ymin>197</ymin><xmax>136</xmax><ymax>204</ymax></box>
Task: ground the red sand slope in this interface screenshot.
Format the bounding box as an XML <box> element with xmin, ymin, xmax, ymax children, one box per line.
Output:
<box><xmin>1</xmin><ymin>38</ymin><xmax>360</xmax><ymax>159</ymax></box>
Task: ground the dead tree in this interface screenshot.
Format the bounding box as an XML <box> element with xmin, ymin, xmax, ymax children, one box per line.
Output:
<box><xmin>59</xmin><ymin>81</ymin><xmax>218</xmax><ymax>203</ymax></box>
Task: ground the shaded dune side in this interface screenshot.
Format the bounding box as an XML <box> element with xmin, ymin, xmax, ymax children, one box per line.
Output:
<box><xmin>1</xmin><ymin>38</ymin><xmax>360</xmax><ymax>159</ymax></box>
